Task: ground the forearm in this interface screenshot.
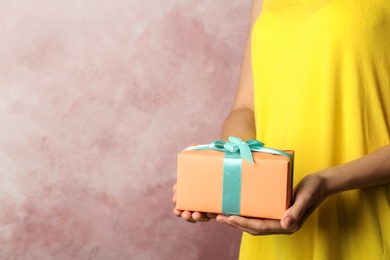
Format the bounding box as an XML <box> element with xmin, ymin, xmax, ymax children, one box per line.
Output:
<box><xmin>221</xmin><ymin>107</ymin><xmax>256</xmax><ymax>140</ymax></box>
<box><xmin>318</xmin><ymin>144</ymin><xmax>390</xmax><ymax>196</ymax></box>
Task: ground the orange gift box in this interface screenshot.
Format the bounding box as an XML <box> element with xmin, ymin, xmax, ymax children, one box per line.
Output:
<box><xmin>176</xmin><ymin>138</ymin><xmax>294</xmax><ymax>219</ymax></box>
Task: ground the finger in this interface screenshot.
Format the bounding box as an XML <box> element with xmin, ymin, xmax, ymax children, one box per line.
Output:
<box><xmin>216</xmin><ymin>214</ymin><xmax>231</xmax><ymax>225</ymax></box>
<box><xmin>192</xmin><ymin>212</ymin><xmax>204</xmax><ymax>221</ymax></box>
<box><xmin>182</xmin><ymin>211</ymin><xmax>198</xmax><ymax>223</ymax></box>
<box><xmin>229</xmin><ymin>216</ymin><xmax>292</xmax><ymax>235</ymax></box>
<box><xmin>283</xmin><ymin>203</ymin><xmax>318</xmax><ymax>231</ymax></box>
<box><xmin>281</xmin><ymin>201</ymin><xmax>309</xmax><ymax>230</ymax></box>
<box><xmin>192</xmin><ymin>213</ymin><xmax>211</xmax><ymax>222</ymax></box>
<box><xmin>172</xmin><ymin>183</ymin><xmax>177</xmax><ymax>204</ymax></box>
<box><xmin>173</xmin><ymin>209</ymin><xmax>196</xmax><ymax>223</ymax></box>
<box><xmin>281</xmin><ymin>200</ymin><xmax>307</xmax><ymax>230</ymax></box>
<box><xmin>181</xmin><ymin>210</ymin><xmax>194</xmax><ymax>221</ymax></box>
<box><xmin>217</xmin><ymin>215</ymin><xmax>291</xmax><ymax>235</ymax></box>
<box><xmin>192</xmin><ymin>212</ymin><xmax>211</xmax><ymax>222</ymax></box>
<box><xmin>172</xmin><ymin>192</ymin><xmax>177</xmax><ymax>204</ymax></box>
<box><xmin>281</xmin><ymin>181</ymin><xmax>320</xmax><ymax>230</ymax></box>
<box><xmin>173</xmin><ymin>208</ymin><xmax>182</xmax><ymax>217</ymax></box>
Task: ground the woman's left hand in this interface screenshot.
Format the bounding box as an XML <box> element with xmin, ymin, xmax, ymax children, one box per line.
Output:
<box><xmin>215</xmin><ymin>173</ymin><xmax>329</xmax><ymax>235</ymax></box>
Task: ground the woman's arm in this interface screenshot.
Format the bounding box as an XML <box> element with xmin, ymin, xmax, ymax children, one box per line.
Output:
<box><xmin>216</xmin><ymin>146</ymin><xmax>390</xmax><ymax>235</ymax></box>
<box><xmin>172</xmin><ymin>0</ymin><xmax>264</xmax><ymax>223</ymax></box>
<box><xmin>320</xmin><ymin>145</ymin><xmax>390</xmax><ymax>195</ymax></box>
<box><xmin>220</xmin><ymin>0</ymin><xmax>263</xmax><ymax>141</ymax></box>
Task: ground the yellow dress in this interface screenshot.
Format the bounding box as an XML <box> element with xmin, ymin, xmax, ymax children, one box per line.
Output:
<box><xmin>242</xmin><ymin>0</ymin><xmax>390</xmax><ymax>259</ymax></box>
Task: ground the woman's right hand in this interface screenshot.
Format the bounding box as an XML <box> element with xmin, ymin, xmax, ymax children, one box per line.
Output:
<box><xmin>172</xmin><ymin>183</ymin><xmax>216</xmax><ymax>223</ymax></box>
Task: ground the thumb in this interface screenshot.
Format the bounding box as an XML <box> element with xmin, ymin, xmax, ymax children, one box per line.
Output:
<box><xmin>281</xmin><ymin>215</ymin><xmax>294</xmax><ymax>230</ymax></box>
<box><xmin>280</xmin><ymin>174</ymin><xmax>326</xmax><ymax>231</ymax></box>
<box><xmin>280</xmin><ymin>193</ymin><xmax>311</xmax><ymax>230</ymax></box>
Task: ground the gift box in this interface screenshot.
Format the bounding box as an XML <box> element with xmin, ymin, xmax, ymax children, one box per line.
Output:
<box><xmin>176</xmin><ymin>137</ymin><xmax>294</xmax><ymax>219</ymax></box>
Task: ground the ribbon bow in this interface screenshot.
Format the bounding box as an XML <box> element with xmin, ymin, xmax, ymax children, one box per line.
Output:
<box><xmin>185</xmin><ymin>136</ymin><xmax>293</xmax><ymax>164</ymax></box>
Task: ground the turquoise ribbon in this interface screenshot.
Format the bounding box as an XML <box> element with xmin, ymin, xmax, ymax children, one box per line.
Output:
<box><xmin>185</xmin><ymin>136</ymin><xmax>293</xmax><ymax>216</ymax></box>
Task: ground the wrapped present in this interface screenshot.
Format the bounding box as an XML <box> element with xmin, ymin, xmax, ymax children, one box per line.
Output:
<box><xmin>176</xmin><ymin>136</ymin><xmax>294</xmax><ymax>219</ymax></box>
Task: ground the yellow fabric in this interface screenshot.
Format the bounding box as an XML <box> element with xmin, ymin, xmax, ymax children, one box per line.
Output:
<box><xmin>243</xmin><ymin>0</ymin><xmax>390</xmax><ymax>259</ymax></box>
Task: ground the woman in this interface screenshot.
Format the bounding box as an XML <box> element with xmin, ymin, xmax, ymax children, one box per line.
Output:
<box><xmin>173</xmin><ymin>0</ymin><xmax>390</xmax><ymax>258</ymax></box>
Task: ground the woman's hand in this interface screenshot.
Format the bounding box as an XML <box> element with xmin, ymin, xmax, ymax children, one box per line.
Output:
<box><xmin>172</xmin><ymin>183</ymin><xmax>216</xmax><ymax>223</ymax></box>
<box><xmin>216</xmin><ymin>173</ymin><xmax>329</xmax><ymax>235</ymax></box>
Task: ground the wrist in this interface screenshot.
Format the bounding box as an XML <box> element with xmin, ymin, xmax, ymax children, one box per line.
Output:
<box><xmin>316</xmin><ymin>167</ymin><xmax>343</xmax><ymax>197</ymax></box>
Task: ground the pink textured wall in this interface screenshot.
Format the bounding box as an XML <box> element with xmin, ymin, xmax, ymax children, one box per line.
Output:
<box><xmin>0</xmin><ymin>1</ymin><xmax>251</xmax><ymax>259</ymax></box>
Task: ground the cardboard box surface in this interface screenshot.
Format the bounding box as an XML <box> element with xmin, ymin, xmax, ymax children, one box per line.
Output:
<box><xmin>176</xmin><ymin>149</ymin><xmax>293</xmax><ymax>219</ymax></box>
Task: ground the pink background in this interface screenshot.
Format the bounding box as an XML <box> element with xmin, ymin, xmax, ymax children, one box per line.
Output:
<box><xmin>0</xmin><ymin>1</ymin><xmax>251</xmax><ymax>259</ymax></box>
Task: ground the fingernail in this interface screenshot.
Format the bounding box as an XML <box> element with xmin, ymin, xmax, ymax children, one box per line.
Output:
<box><xmin>216</xmin><ymin>216</ymin><xmax>224</xmax><ymax>223</ymax></box>
<box><xmin>284</xmin><ymin>217</ymin><xmax>292</xmax><ymax>228</ymax></box>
